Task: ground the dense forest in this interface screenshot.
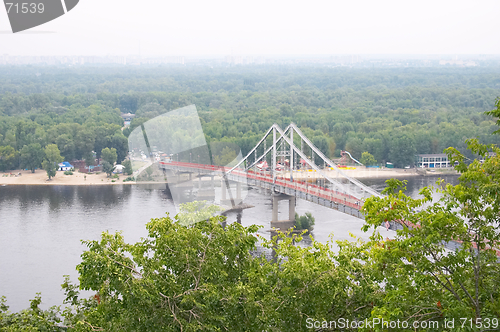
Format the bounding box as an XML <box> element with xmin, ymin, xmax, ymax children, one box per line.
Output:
<box><xmin>1</xmin><ymin>65</ymin><xmax>500</xmax><ymax>171</ymax></box>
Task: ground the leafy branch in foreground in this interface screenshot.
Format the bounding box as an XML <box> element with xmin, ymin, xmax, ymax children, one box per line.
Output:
<box><xmin>9</xmin><ymin>209</ymin><xmax>377</xmax><ymax>331</ymax></box>
<box><xmin>362</xmin><ymin>138</ymin><xmax>500</xmax><ymax>330</ymax></box>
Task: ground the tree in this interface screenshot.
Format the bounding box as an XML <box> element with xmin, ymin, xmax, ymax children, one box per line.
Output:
<box><xmin>388</xmin><ymin>131</ymin><xmax>416</xmax><ymax>168</ymax></box>
<box><xmin>294</xmin><ymin>212</ymin><xmax>315</xmax><ymax>230</ymax></box>
<box><xmin>20</xmin><ymin>143</ymin><xmax>45</xmax><ymax>173</ymax></box>
<box><xmin>360</xmin><ymin>151</ymin><xmax>377</xmax><ymax>166</ymax></box>
<box><xmin>72</xmin><ymin>213</ymin><xmax>261</xmax><ymax>331</ymax></box>
<box><xmin>312</xmin><ymin>136</ymin><xmax>329</xmax><ymax>158</ymax></box>
<box><xmin>101</xmin><ymin>147</ymin><xmax>117</xmax><ymax>166</ymax></box>
<box><xmin>485</xmin><ymin>97</ymin><xmax>500</xmax><ymax>134</ymax></box>
<box><xmin>176</xmin><ymin>201</ymin><xmax>222</xmax><ymax>226</ymax></box>
<box><xmin>213</xmin><ymin>146</ymin><xmax>237</xmax><ymax>166</ymax></box>
<box><xmin>0</xmin><ymin>294</ymin><xmax>64</xmax><ymax>331</ymax></box>
<box><xmin>42</xmin><ymin>144</ymin><xmax>63</xmax><ymax>180</ymax></box>
<box><xmin>75</xmin><ymin>128</ymin><xmax>95</xmax><ymax>161</ymax></box>
<box><xmin>344</xmin><ymin>136</ymin><xmax>364</xmax><ymax>160</ymax></box>
<box><xmin>122</xmin><ymin>159</ymin><xmax>133</xmax><ymax>175</ymax></box>
<box><xmin>0</xmin><ymin>145</ymin><xmax>16</xmax><ymax>172</ymax></box>
<box><xmin>83</xmin><ymin>151</ymin><xmax>95</xmax><ymax>167</ymax></box>
<box><xmin>102</xmin><ymin>161</ymin><xmax>115</xmax><ymax>177</ymax></box>
<box><xmin>327</xmin><ymin>137</ymin><xmax>336</xmax><ymax>158</ymax></box>
<box><xmin>57</xmin><ymin>208</ymin><xmax>379</xmax><ymax>331</ymax></box>
<box><xmin>361</xmin><ymin>138</ymin><xmax>500</xmax><ymax>327</ymax></box>
<box><xmin>110</xmin><ymin>133</ymin><xmax>128</xmax><ymax>164</ymax></box>
<box><xmin>56</xmin><ymin>134</ymin><xmax>75</xmax><ymax>161</ymax></box>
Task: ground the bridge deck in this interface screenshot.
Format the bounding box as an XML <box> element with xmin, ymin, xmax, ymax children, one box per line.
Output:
<box><xmin>160</xmin><ymin>161</ymin><xmax>364</xmax><ymax>219</ymax></box>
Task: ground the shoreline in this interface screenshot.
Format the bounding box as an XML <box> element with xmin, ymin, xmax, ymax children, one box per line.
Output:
<box><xmin>1</xmin><ymin>167</ymin><xmax>458</xmax><ymax>187</ymax></box>
<box><xmin>0</xmin><ymin>169</ymin><xmax>134</xmax><ymax>186</ymax></box>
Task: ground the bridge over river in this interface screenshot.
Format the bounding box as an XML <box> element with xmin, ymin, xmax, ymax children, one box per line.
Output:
<box><xmin>151</xmin><ymin>123</ymin><xmax>383</xmax><ymax>223</ymax></box>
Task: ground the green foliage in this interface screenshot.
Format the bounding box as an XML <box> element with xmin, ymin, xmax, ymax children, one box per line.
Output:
<box><xmin>294</xmin><ymin>212</ymin><xmax>316</xmax><ymax>230</ymax></box>
<box><xmin>42</xmin><ymin>144</ymin><xmax>63</xmax><ymax>180</ymax></box>
<box><xmin>83</xmin><ymin>151</ymin><xmax>95</xmax><ymax>167</ymax></box>
<box><xmin>485</xmin><ymin>97</ymin><xmax>500</xmax><ymax>135</ymax></box>
<box><xmin>361</xmin><ymin>138</ymin><xmax>500</xmax><ymax>327</ymax></box>
<box><xmin>50</xmin><ymin>212</ymin><xmax>380</xmax><ymax>331</ymax></box>
<box><xmin>388</xmin><ymin>131</ymin><xmax>416</xmax><ymax>167</ymax></box>
<box><xmin>360</xmin><ymin>151</ymin><xmax>377</xmax><ymax>166</ymax></box>
<box><xmin>100</xmin><ymin>147</ymin><xmax>117</xmax><ymax>166</ymax></box>
<box><xmin>123</xmin><ymin>176</ymin><xmax>135</xmax><ymax>182</ymax></box>
<box><xmin>122</xmin><ymin>160</ymin><xmax>133</xmax><ymax>175</ymax></box>
<box><xmin>74</xmin><ymin>213</ymin><xmax>262</xmax><ymax>331</ymax></box>
<box><xmin>0</xmin><ymin>145</ymin><xmax>16</xmax><ymax>172</ymax></box>
<box><xmin>176</xmin><ymin>201</ymin><xmax>222</xmax><ymax>226</ymax></box>
<box><xmin>20</xmin><ymin>143</ymin><xmax>45</xmax><ymax>173</ymax></box>
<box><xmin>101</xmin><ymin>161</ymin><xmax>115</xmax><ymax>177</ymax></box>
<box><xmin>212</xmin><ymin>146</ymin><xmax>237</xmax><ymax>166</ymax></box>
<box><xmin>0</xmin><ymin>294</ymin><xmax>64</xmax><ymax>331</ymax></box>
<box><xmin>64</xmin><ymin>170</ymin><xmax>73</xmax><ymax>175</ymax></box>
<box><xmin>1</xmin><ymin>66</ymin><xmax>500</xmax><ymax>171</ymax></box>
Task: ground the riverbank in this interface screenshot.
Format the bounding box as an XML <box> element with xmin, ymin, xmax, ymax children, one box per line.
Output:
<box><xmin>1</xmin><ymin>167</ymin><xmax>458</xmax><ymax>186</ymax></box>
<box><xmin>0</xmin><ymin>170</ymin><xmax>134</xmax><ymax>186</ymax></box>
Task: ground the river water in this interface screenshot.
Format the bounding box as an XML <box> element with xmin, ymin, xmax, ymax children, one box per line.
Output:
<box><xmin>0</xmin><ymin>175</ymin><xmax>458</xmax><ymax>312</ymax></box>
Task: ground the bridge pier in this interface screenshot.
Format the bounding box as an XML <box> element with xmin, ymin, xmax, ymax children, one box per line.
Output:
<box><xmin>221</xmin><ymin>179</ymin><xmax>243</xmax><ymax>206</ymax></box>
<box><xmin>271</xmin><ymin>193</ymin><xmax>296</xmax><ymax>231</ymax></box>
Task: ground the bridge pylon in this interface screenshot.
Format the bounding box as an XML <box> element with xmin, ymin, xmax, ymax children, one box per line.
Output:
<box><xmin>226</xmin><ymin>123</ymin><xmax>382</xmax><ymax>202</ymax></box>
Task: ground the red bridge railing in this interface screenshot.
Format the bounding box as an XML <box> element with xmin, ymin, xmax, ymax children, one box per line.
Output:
<box><xmin>159</xmin><ymin>161</ymin><xmax>363</xmax><ymax>210</ymax></box>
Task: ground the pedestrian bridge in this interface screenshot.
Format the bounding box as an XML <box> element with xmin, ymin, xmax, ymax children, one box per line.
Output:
<box><xmin>157</xmin><ymin>123</ymin><xmax>382</xmax><ymax>221</ymax></box>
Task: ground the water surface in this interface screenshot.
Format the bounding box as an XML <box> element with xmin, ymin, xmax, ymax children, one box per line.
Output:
<box><xmin>0</xmin><ymin>175</ymin><xmax>458</xmax><ymax>311</ymax></box>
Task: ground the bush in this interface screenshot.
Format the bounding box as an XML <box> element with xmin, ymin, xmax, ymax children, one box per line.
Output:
<box><xmin>64</xmin><ymin>171</ymin><xmax>73</xmax><ymax>175</ymax></box>
<box><xmin>295</xmin><ymin>212</ymin><xmax>315</xmax><ymax>230</ymax></box>
<box><xmin>112</xmin><ymin>174</ymin><xmax>119</xmax><ymax>179</ymax></box>
<box><xmin>123</xmin><ymin>176</ymin><xmax>135</xmax><ymax>182</ymax></box>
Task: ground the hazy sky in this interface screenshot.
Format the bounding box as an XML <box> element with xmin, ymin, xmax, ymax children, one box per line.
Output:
<box><xmin>0</xmin><ymin>0</ymin><xmax>499</xmax><ymax>56</ymax></box>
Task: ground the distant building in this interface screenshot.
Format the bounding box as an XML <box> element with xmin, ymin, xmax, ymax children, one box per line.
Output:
<box><xmin>479</xmin><ymin>152</ymin><xmax>496</xmax><ymax>163</ymax></box>
<box><xmin>121</xmin><ymin>113</ymin><xmax>136</xmax><ymax>126</ymax></box>
<box><xmin>58</xmin><ymin>162</ymin><xmax>74</xmax><ymax>171</ymax></box>
<box><xmin>415</xmin><ymin>154</ymin><xmax>451</xmax><ymax>168</ymax></box>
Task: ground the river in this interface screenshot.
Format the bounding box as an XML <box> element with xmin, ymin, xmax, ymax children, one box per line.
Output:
<box><xmin>0</xmin><ymin>175</ymin><xmax>458</xmax><ymax>312</ymax></box>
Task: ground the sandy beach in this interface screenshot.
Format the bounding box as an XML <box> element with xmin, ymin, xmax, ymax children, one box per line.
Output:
<box><xmin>0</xmin><ymin>170</ymin><xmax>133</xmax><ymax>186</ymax></box>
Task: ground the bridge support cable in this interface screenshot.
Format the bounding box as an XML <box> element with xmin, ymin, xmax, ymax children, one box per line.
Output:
<box><xmin>225</xmin><ymin>122</ymin><xmax>382</xmax><ymax>201</ymax></box>
<box><xmin>236</xmin><ymin>127</ymin><xmax>292</xmax><ymax>173</ymax></box>
<box><xmin>271</xmin><ymin>125</ymin><xmax>357</xmax><ymax>198</ymax></box>
<box><xmin>288</xmin><ymin>123</ymin><xmax>382</xmax><ymax>199</ymax></box>
<box><xmin>227</xmin><ymin>123</ymin><xmax>356</xmax><ymax>197</ymax></box>
<box><xmin>228</xmin><ymin>124</ymin><xmax>294</xmax><ymax>174</ymax></box>
<box><xmin>272</xmin><ymin>127</ymin><xmax>277</xmax><ymax>183</ymax></box>
<box><xmin>226</xmin><ymin>125</ymin><xmax>276</xmax><ymax>173</ymax></box>
<box><xmin>290</xmin><ymin>129</ymin><xmax>294</xmax><ymax>182</ymax></box>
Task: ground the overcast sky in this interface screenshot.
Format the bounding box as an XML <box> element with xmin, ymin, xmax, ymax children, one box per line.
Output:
<box><xmin>0</xmin><ymin>0</ymin><xmax>499</xmax><ymax>56</ymax></box>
